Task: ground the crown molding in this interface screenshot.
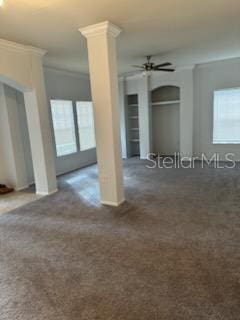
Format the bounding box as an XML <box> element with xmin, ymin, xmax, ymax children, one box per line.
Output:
<box><xmin>177</xmin><ymin>64</ymin><xmax>195</xmax><ymax>71</ymax></box>
<box><xmin>79</xmin><ymin>21</ymin><xmax>122</xmax><ymax>38</ymax></box>
<box><xmin>195</xmin><ymin>56</ymin><xmax>240</xmax><ymax>69</ymax></box>
<box><xmin>44</xmin><ymin>66</ymin><xmax>90</xmax><ymax>79</ymax></box>
<box><xmin>0</xmin><ymin>39</ymin><xmax>47</xmax><ymax>56</ymax></box>
<box><xmin>27</xmin><ymin>46</ymin><xmax>47</xmax><ymax>57</ymax></box>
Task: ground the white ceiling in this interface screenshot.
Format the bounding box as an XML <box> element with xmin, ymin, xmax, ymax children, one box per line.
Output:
<box><xmin>1</xmin><ymin>0</ymin><xmax>240</xmax><ymax>74</ymax></box>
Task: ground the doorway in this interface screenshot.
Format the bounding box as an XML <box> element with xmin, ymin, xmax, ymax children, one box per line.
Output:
<box><xmin>0</xmin><ymin>84</ymin><xmax>40</xmax><ymax>213</ymax></box>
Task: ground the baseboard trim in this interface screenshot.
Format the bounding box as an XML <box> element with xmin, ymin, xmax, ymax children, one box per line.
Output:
<box><xmin>101</xmin><ymin>199</ymin><xmax>125</xmax><ymax>207</ymax></box>
<box><xmin>15</xmin><ymin>184</ymin><xmax>30</xmax><ymax>191</ymax></box>
<box><xmin>36</xmin><ymin>189</ymin><xmax>58</xmax><ymax>196</ymax></box>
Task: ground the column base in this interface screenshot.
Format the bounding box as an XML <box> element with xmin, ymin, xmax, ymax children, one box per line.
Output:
<box><xmin>101</xmin><ymin>198</ymin><xmax>125</xmax><ymax>207</ymax></box>
<box><xmin>36</xmin><ymin>188</ymin><xmax>58</xmax><ymax>196</ymax></box>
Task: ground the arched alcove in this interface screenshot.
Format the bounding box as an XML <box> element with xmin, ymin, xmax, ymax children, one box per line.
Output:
<box><xmin>152</xmin><ymin>85</ymin><xmax>180</xmax><ymax>103</ymax></box>
<box><xmin>151</xmin><ymin>85</ymin><xmax>180</xmax><ymax>156</ymax></box>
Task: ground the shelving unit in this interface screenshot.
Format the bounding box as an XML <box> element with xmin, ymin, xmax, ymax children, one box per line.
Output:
<box><xmin>152</xmin><ymin>100</ymin><xmax>180</xmax><ymax>106</ymax></box>
<box><xmin>127</xmin><ymin>94</ymin><xmax>140</xmax><ymax>157</ymax></box>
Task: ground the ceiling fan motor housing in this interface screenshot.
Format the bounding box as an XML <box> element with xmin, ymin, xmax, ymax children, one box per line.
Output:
<box><xmin>144</xmin><ymin>62</ymin><xmax>154</xmax><ymax>71</ymax></box>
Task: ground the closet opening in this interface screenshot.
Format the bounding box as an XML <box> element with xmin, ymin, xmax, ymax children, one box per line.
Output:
<box><xmin>151</xmin><ymin>85</ymin><xmax>180</xmax><ymax>157</ymax></box>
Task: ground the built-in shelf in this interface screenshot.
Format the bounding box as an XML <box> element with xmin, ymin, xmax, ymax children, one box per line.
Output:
<box><xmin>152</xmin><ymin>100</ymin><xmax>180</xmax><ymax>106</ymax></box>
<box><xmin>130</xmin><ymin>139</ymin><xmax>140</xmax><ymax>142</ymax></box>
<box><xmin>127</xmin><ymin>94</ymin><xmax>140</xmax><ymax>157</ymax></box>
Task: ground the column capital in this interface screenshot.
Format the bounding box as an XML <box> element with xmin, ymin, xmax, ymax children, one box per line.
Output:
<box><xmin>79</xmin><ymin>21</ymin><xmax>122</xmax><ymax>38</ymax></box>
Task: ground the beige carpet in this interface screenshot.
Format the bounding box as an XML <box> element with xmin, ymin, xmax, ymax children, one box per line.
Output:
<box><xmin>0</xmin><ymin>190</ymin><xmax>42</xmax><ymax>215</ymax></box>
<box><xmin>0</xmin><ymin>159</ymin><xmax>239</xmax><ymax>320</ymax></box>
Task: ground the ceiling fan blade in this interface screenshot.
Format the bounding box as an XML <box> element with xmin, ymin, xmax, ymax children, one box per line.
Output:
<box><xmin>155</xmin><ymin>68</ymin><xmax>175</xmax><ymax>72</ymax></box>
<box><xmin>154</xmin><ymin>62</ymin><xmax>172</xmax><ymax>68</ymax></box>
<box><xmin>131</xmin><ymin>65</ymin><xmax>145</xmax><ymax>69</ymax></box>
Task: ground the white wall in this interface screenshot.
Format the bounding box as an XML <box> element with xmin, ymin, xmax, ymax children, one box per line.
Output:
<box><xmin>193</xmin><ymin>58</ymin><xmax>240</xmax><ymax>160</ymax></box>
<box><xmin>17</xmin><ymin>91</ymin><xmax>34</xmax><ymax>184</ymax></box>
<box><xmin>138</xmin><ymin>76</ymin><xmax>151</xmax><ymax>158</ymax></box>
<box><xmin>125</xmin><ymin>76</ymin><xmax>139</xmax><ymax>95</ymax></box>
<box><xmin>0</xmin><ymin>84</ymin><xmax>18</xmax><ymax>187</ymax></box>
<box><xmin>0</xmin><ymin>39</ymin><xmax>35</xmax><ymax>91</ymax></box>
<box><xmin>44</xmin><ymin>67</ymin><xmax>97</xmax><ymax>175</ymax></box>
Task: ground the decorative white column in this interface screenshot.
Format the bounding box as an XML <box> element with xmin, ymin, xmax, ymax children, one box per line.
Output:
<box><xmin>24</xmin><ymin>49</ymin><xmax>57</xmax><ymax>195</ymax></box>
<box><xmin>138</xmin><ymin>75</ymin><xmax>152</xmax><ymax>159</ymax></box>
<box><xmin>79</xmin><ymin>21</ymin><xmax>125</xmax><ymax>206</ymax></box>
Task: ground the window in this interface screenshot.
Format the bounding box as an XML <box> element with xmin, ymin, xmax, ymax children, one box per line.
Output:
<box><xmin>50</xmin><ymin>100</ymin><xmax>77</xmax><ymax>156</ymax></box>
<box><xmin>76</xmin><ymin>101</ymin><xmax>96</xmax><ymax>150</ymax></box>
<box><xmin>213</xmin><ymin>88</ymin><xmax>240</xmax><ymax>144</ymax></box>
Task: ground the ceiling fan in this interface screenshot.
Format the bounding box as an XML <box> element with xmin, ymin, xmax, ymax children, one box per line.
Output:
<box><xmin>132</xmin><ymin>56</ymin><xmax>175</xmax><ymax>72</ymax></box>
